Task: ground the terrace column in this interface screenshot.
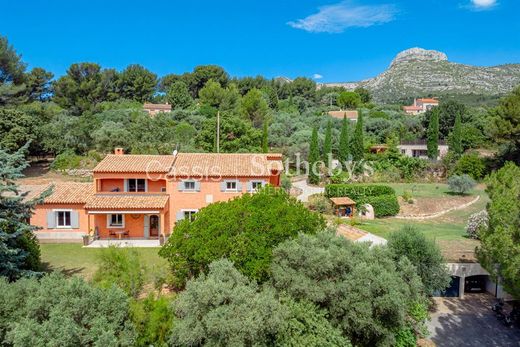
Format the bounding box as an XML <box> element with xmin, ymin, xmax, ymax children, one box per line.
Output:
<box><xmin>160</xmin><ymin>212</ymin><xmax>165</xmax><ymax>238</ymax></box>
<box><xmin>459</xmin><ymin>276</ymin><xmax>465</xmax><ymax>298</ymax></box>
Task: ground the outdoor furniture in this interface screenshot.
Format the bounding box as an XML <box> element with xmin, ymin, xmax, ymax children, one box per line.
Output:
<box><xmin>114</xmin><ymin>230</ymin><xmax>126</xmax><ymax>239</ymax></box>
<box><xmin>109</xmin><ymin>230</ymin><xmax>116</xmax><ymax>238</ymax></box>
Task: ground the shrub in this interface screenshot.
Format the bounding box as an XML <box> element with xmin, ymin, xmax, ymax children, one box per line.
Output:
<box><xmin>447</xmin><ymin>174</ymin><xmax>476</xmax><ymax>195</ymax></box>
<box><xmin>0</xmin><ymin>273</ymin><xmax>135</xmax><ymax>346</ymax></box>
<box><xmin>280</xmin><ymin>174</ymin><xmax>292</xmax><ymax>192</ymax></box>
<box><xmin>307</xmin><ymin>193</ymin><xmax>332</xmax><ymax>214</ymax></box>
<box><xmin>170</xmin><ymin>259</ymin><xmax>285</xmax><ymax>346</ymax></box>
<box><xmin>325</xmin><ymin>184</ymin><xmax>399</xmax><ymax>217</ymax></box>
<box><xmin>466</xmin><ymin>210</ymin><xmax>489</xmax><ymax>240</ymax></box>
<box><xmin>50</xmin><ymin>149</ymin><xmax>83</xmax><ymax>170</ymax></box>
<box><xmin>93</xmin><ymin>246</ymin><xmax>145</xmax><ymax>298</ymax></box>
<box><xmin>271</xmin><ymin>232</ymin><xmax>425</xmax><ymax>347</ymax></box>
<box><xmin>402</xmin><ymin>190</ymin><xmax>414</xmax><ymax>204</ymax></box>
<box><xmin>159</xmin><ymin>188</ymin><xmax>325</xmax><ymax>287</ymax></box>
<box><xmin>453</xmin><ymin>153</ymin><xmax>486</xmax><ymax>180</ymax></box>
<box><xmin>130</xmin><ymin>294</ymin><xmax>174</xmax><ymax>347</ymax></box>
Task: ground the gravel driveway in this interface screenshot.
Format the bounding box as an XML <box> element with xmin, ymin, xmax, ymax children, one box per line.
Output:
<box><xmin>428</xmin><ymin>294</ymin><xmax>520</xmax><ymax>347</ymax></box>
<box><xmin>292</xmin><ymin>179</ymin><xmax>324</xmax><ymax>202</ymax></box>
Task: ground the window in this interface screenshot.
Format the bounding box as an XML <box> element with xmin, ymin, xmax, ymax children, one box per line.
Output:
<box><xmin>251</xmin><ymin>181</ymin><xmax>263</xmax><ymax>191</ymax></box>
<box><xmin>183</xmin><ymin>181</ymin><xmax>196</xmax><ymax>191</ymax></box>
<box><xmin>183</xmin><ymin>210</ymin><xmax>197</xmax><ymax>222</ymax></box>
<box><xmin>127</xmin><ymin>179</ymin><xmax>146</xmax><ymax>192</ymax></box>
<box><xmin>226</xmin><ymin>181</ymin><xmax>237</xmax><ymax>191</ymax></box>
<box><xmin>56</xmin><ymin>211</ymin><xmax>71</xmax><ymax>228</ymax></box>
<box><xmin>108</xmin><ymin>214</ymin><xmax>124</xmax><ymax>228</ymax></box>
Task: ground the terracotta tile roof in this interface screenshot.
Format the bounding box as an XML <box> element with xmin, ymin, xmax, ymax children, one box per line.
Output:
<box><xmin>85</xmin><ymin>194</ymin><xmax>169</xmax><ymax>210</ymax></box>
<box><xmin>416</xmin><ymin>98</ymin><xmax>439</xmax><ymax>103</ymax></box>
<box><xmin>328</xmin><ymin>110</ymin><xmax>358</xmax><ymax>119</ymax></box>
<box><xmin>330</xmin><ymin>197</ymin><xmax>356</xmax><ymax>206</ymax></box>
<box><xmin>168</xmin><ymin>153</ymin><xmax>284</xmax><ymax>178</ymax></box>
<box><xmin>403</xmin><ymin>106</ymin><xmax>423</xmax><ymax>111</ymax></box>
<box><xmin>93</xmin><ymin>154</ymin><xmax>176</xmax><ymax>173</ymax></box>
<box><xmin>19</xmin><ymin>183</ymin><xmax>93</xmax><ymax>204</ymax></box>
<box><xmin>143</xmin><ymin>103</ymin><xmax>172</xmax><ymax>110</ymax></box>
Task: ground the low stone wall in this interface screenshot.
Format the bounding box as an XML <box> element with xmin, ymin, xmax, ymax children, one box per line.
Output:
<box><xmin>34</xmin><ymin>231</ymin><xmax>87</xmax><ymax>243</ymax></box>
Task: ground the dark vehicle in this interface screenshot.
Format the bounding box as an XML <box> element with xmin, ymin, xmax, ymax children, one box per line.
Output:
<box><xmin>465</xmin><ymin>276</ymin><xmax>486</xmax><ymax>293</ymax></box>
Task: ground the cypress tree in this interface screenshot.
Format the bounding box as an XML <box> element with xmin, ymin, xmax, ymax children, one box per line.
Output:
<box><xmin>323</xmin><ymin>119</ymin><xmax>332</xmax><ymax>163</ymax></box>
<box><xmin>449</xmin><ymin>112</ymin><xmax>463</xmax><ymax>158</ymax></box>
<box><xmin>351</xmin><ymin>111</ymin><xmax>364</xmax><ymax>161</ymax></box>
<box><xmin>0</xmin><ymin>144</ymin><xmax>49</xmax><ymax>280</ymax></box>
<box><xmin>308</xmin><ymin>127</ymin><xmax>320</xmax><ymax>185</ymax></box>
<box><xmin>262</xmin><ymin>120</ymin><xmax>269</xmax><ymax>153</ymax></box>
<box><xmin>427</xmin><ymin>108</ymin><xmax>440</xmax><ymax>160</ymax></box>
<box><xmin>339</xmin><ymin>115</ymin><xmax>350</xmax><ymax>163</ymax></box>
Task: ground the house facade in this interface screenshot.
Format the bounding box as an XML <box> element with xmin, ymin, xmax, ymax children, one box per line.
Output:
<box><xmin>398</xmin><ymin>140</ymin><xmax>448</xmax><ymax>160</ymax></box>
<box><xmin>403</xmin><ymin>98</ymin><xmax>439</xmax><ymax>115</ymax></box>
<box><xmin>143</xmin><ymin>103</ymin><xmax>172</xmax><ymax>116</ymax></box>
<box><xmin>28</xmin><ymin>150</ymin><xmax>283</xmax><ymax>242</ymax></box>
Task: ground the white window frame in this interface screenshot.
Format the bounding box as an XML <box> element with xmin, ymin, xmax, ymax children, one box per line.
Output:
<box><xmin>55</xmin><ymin>209</ymin><xmax>72</xmax><ymax>229</ymax></box>
<box><xmin>225</xmin><ymin>180</ymin><xmax>238</xmax><ymax>192</ymax></box>
<box><xmin>183</xmin><ymin>180</ymin><xmax>196</xmax><ymax>191</ymax></box>
<box><xmin>126</xmin><ymin>178</ymin><xmax>147</xmax><ymax>192</ymax></box>
<box><xmin>250</xmin><ymin>180</ymin><xmax>264</xmax><ymax>191</ymax></box>
<box><xmin>107</xmin><ymin>214</ymin><xmax>125</xmax><ymax>228</ymax></box>
<box><xmin>182</xmin><ymin>209</ymin><xmax>198</xmax><ymax>222</ymax></box>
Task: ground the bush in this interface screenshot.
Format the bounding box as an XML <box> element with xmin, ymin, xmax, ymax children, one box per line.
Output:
<box><xmin>466</xmin><ymin>210</ymin><xmax>489</xmax><ymax>240</ymax></box>
<box><xmin>447</xmin><ymin>174</ymin><xmax>476</xmax><ymax>195</ymax></box>
<box><xmin>307</xmin><ymin>193</ymin><xmax>332</xmax><ymax>214</ymax></box>
<box><xmin>281</xmin><ymin>174</ymin><xmax>292</xmax><ymax>192</ymax></box>
<box><xmin>0</xmin><ymin>273</ymin><xmax>135</xmax><ymax>346</ymax></box>
<box><xmin>93</xmin><ymin>246</ymin><xmax>145</xmax><ymax>298</ymax></box>
<box><xmin>325</xmin><ymin>184</ymin><xmax>399</xmax><ymax>217</ymax></box>
<box><xmin>453</xmin><ymin>153</ymin><xmax>486</xmax><ymax>180</ymax></box>
<box><xmin>159</xmin><ymin>188</ymin><xmax>325</xmax><ymax>287</ymax></box>
<box><xmin>130</xmin><ymin>295</ymin><xmax>174</xmax><ymax>347</ymax></box>
<box><xmin>50</xmin><ymin>149</ymin><xmax>83</xmax><ymax>170</ymax></box>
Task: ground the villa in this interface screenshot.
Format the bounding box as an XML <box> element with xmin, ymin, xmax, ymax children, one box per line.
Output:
<box><xmin>143</xmin><ymin>103</ymin><xmax>172</xmax><ymax>116</ymax></box>
<box><xmin>27</xmin><ymin>149</ymin><xmax>283</xmax><ymax>243</ymax></box>
<box><xmin>398</xmin><ymin>140</ymin><xmax>448</xmax><ymax>160</ymax></box>
<box><xmin>403</xmin><ymin>98</ymin><xmax>439</xmax><ymax>115</ymax></box>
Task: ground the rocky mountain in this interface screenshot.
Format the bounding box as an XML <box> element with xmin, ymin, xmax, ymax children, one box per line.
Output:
<box><xmin>323</xmin><ymin>48</ymin><xmax>520</xmax><ymax>103</ymax></box>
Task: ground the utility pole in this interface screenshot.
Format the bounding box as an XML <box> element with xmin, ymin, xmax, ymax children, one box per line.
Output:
<box><xmin>216</xmin><ymin>110</ymin><xmax>220</xmax><ymax>153</ymax></box>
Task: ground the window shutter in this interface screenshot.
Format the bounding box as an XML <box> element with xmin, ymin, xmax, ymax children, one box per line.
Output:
<box><xmin>195</xmin><ymin>181</ymin><xmax>201</xmax><ymax>192</ymax></box>
<box><xmin>176</xmin><ymin>211</ymin><xmax>185</xmax><ymax>221</ymax></box>
<box><xmin>236</xmin><ymin>181</ymin><xmax>242</xmax><ymax>192</ymax></box>
<box><xmin>177</xmin><ymin>181</ymin><xmax>184</xmax><ymax>191</ymax></box>
<box><xmin>262</xmin><ymin>180</ymin><xmax>267</xmax><ymax>187</ymax></box>
<box><xmin>246</xmin><ymin>181</ymin><xmax>252</xmax><ymax>192</ymax></box>
<box><xmin>220</xmin><ymin>182</ymin><xmax>226</xmax><ymax>192</ymax></box>
<box><xmin>47</xmin><ymin>211</ymin><xmax>56</xmax><ymax>229</ymax></box>
<box><xmin>71</xmin><ymin>211</ymin><xmax>80</xmax><ymax>229</ymax></box>
<box><xmin>124</xmin><ymin>179</ymin><xmax>129</xmax><ymax>192</ymax></box>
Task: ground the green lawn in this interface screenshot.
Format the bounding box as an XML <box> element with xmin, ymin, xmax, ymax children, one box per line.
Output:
<box><xmin>40</xmin><ymin>244</ymin><xmax>167</xmax><ymax>281</ymax></box>
<box><xmin>355</xmin><ymin>183</ymin><xmax>488</xmax><ymax>241</ymax></box>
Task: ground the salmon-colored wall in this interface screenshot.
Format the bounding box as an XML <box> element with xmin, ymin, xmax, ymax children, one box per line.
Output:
<box><xmin>95</xmin><ymin>174</ymin><xmax>167</xmax><ymax>193</ymax></box>
<box><xmin>167</xmin><ymin>174</ymin><xmax>281</xmax><ymax>231</ymax></box>
<box><xmin>100</xmin><ymin>179</ymin><xmax>124</xmax><ymax>192</ymax></box>
<box><xmin>92</xmin><ymin>211</ymin><xmax>170</xmax><ymax>238</ymax></box>
<box><xmin>31</xmin><ymin>203</ymin><xmax>89</xmax><ymax>233</ymax></box>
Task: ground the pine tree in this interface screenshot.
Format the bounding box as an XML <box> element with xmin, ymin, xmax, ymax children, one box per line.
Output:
<box><xmin>308</xmin><ymin>127</ymin><xmax>320</xmax><ymax>185</ymax></box>
<box><xmin>323</xmin><ymin>119</ymin><xmax>332</xmax><ymax>164</ymax></box>
<box><xmin>261</xmin><ymin>120</ymin><xmax>269</xmax><ymax>153</ymax></box>
<box><xmin>427</xmin><ymin>108</ymin><xmax>440</xmax><ymax>160</ymax></box>
<box><xmin>350</xmin><ymin>111</ymin><xmax>364</xmax><ymax>161</ymax></box>
<box><xmin>0</xmin><ymin>144</ymin><xmax>49</xmax><ymax>281</ymax></box>
<box><xmin>449</xmin><ymin>112</ymin><xmax>463</xmax><ymax>158</ymax></box>
<box><xmin>339</xmin><ymin>115</ymin><xmax>350</xmax><ymax>163</ymax></box>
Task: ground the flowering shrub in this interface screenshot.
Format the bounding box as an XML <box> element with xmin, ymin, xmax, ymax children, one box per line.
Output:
<box><xmin>465</xmin><ymin>210</ymin><xmax>488</xmax><ymax>239</ymax></box>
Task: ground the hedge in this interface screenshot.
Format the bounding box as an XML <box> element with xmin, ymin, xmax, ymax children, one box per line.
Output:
<box><xmin>325</xmin><ymin>184</ymin><xmax>399</xmax><ymax>217</ymax></box>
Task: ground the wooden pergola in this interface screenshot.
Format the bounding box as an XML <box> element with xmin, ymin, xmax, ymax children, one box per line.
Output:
<box><xmin>330</xmin><ymin>197</ymin><xmax>356</xmax><ymax>218</ymax></box>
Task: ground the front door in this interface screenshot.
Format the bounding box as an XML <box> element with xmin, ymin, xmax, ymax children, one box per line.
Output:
<box><xmin>149</xmin><ymin>215</ymin><xmax>159</xmax><ymax>237</ymax></box>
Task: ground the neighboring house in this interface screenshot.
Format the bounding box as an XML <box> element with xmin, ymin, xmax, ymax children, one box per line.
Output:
<box><xmin>143</xmin><ymin>103</ymin><xmax>172</xmax><ymax>116</ymax></box>
<box><xmin>403</xmin><ymin>98</ymin><xmax>439</xmax><ymax>115</ymax></box>
<box><xmin>398</xmin><ymin>140</ymin><xmax>448</xmax><ymax>160</ymax></box>
<box><xmin>328</xmin><ymin>110</ymin><xmax>358</xmax><ymax>121</ymax></box>
<box><xmin>27</xmin><ymin>149</ymin><xmax>283</xmax><ymax>242</ymax></box>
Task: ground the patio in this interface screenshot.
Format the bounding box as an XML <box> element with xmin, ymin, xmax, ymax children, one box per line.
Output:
<box><xmin>85</xmin><ymin>239</ymin><xmax>161</xmax><ymax>248</ymax></box>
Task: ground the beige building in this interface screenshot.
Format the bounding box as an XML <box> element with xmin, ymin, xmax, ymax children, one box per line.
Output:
<box><xmin>143</xmin><ymin>103</ymin><xmax>172</xmax><ymax>116</ymax></box>
<box><xmin>403</xmin><ymin>98</ymin><xmax>439</xmax><ymax>115</ymax></box>
<box><xmin>398</xmin><ymin>140</ymin><xmax>448</xmax><ymax>160</ymax></box>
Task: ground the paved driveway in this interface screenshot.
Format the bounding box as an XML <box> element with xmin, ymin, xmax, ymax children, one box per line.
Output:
<box><xmin>428</xmin><ymin>294</ymin><xmax>520</xmax><ymax>347</ymax></box>
<box><xmin>292</xmin><ymin>179</ymin><xmax>324</xmax><ymax>202</ymax></box>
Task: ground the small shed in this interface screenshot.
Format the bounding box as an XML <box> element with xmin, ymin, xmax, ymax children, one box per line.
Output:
<box><xmin>330</xmin><ymin>197</ymin><xmax>356</xmax><ymax>218</ymax></box>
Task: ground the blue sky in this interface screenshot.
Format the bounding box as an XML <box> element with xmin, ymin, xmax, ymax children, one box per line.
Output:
<box><xmin>1</xmin><ymin>0</ymin><xmax>519</xmax><ymax>82</ymax></box>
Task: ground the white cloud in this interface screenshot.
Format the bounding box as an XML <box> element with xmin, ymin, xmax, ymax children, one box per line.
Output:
<box><xmin>313</xmin><ymin>73</ymin><xmax>323</xmax><ymax>79</ymax></box>
<box><xmin>287</xmin><ymin>1</ymin><xmax>398</xmax><ymax>34</ymax></box>
<box><xmin>467</xmin><ymin>0</ymin><xmax>497</xmax><ymax>10</ymax></box>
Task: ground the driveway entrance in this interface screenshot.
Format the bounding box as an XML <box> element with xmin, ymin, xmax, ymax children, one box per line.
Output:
<box><xmin>428</xmin><ymin>294</ymin><xmax>520</xmax><ymax>346</ymax></box>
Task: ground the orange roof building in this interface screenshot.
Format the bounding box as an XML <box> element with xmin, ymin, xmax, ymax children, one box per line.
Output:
<box><xmin>28</xmin><ymin>148</ymin><xmax>283</xmax><ymax>243</ymax></box>
<box><xmin>403</xmin><ymin>97</ymin><xmax>439</xmax><ymax>115</ymax></box>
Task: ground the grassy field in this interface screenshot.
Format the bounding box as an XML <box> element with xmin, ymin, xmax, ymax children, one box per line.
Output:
<box><xmin>40</xmin><ymin>244</ymin><xmax>167</xmax><ymax>280</ymax></box>
<box><xmin>355</xmin><ymin>183</ymin><xmax>488</xmax><ymax>241</ymax></box>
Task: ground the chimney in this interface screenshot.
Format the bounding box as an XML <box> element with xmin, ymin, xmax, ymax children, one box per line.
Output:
<box><xmin>114</xmin><ymin>147</ymin><xmax>124</xmax><ymax>155</ymax></box>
